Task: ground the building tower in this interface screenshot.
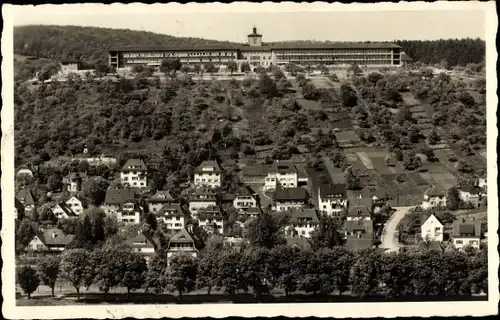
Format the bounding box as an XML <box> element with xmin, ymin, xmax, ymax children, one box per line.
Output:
<box><xmin>68</xmin><ymin>172</ymin><xmax>82</xmax><ymax>193</ymax></box>
<box><xmin>247</xmin><ymin>26</ymin><xmax>262</xmax><ymax>47</ymax></box>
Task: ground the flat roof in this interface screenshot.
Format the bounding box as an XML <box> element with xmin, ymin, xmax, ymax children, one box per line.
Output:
<box><xmin>109</xmin><ymin>42</ymin><xmax>401</xmax><ymax>53</ymax></box>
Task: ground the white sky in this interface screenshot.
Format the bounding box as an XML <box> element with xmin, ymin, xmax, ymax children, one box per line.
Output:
<box><xmin>10</xmin><ymin>3</ymin><xmax>486</xmax><ymax>42</ymax></box>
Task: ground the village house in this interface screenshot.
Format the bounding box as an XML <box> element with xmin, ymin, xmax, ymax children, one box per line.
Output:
<box><xmin>166</xmin><ymin>229</ymin><xmax>198</xmax><ymax>263</ymax></box>
<box><xmin>317</xmin><ymin>183</ymin><xmax>347</xmax><ymax>216</ymax></box>
<box><xmin>197</xmin><ymin>205</ymin><xmax>225</xmax><ymax>234</ymax></box>
<box><xmin>273</xmin><ymin>187</ymin><xmax>309</xmax><ymax>212</ymax></box>
<box><xmin>347</xmin><ymin>198</ymin><xmax>373</xmax><ymax>221</ymax></box>
<box><xmin>188</xmin><ymin>188</ymin><xmax>218</xmax><ymax>216</ymax></box>
<box><xmin>66</xmin><ymin>195</ymin><xmax>86</xmax><ymax>215</ymax></box>
<box><xmin>126</xmin><ymin>233</ymin><xmax>157</xmax><ymax>262</ymax></box>
<box><xmin>52</xmin><ymin>203</ymin><xmax>77</xmax><ymax>220</ymax></box>
<box><xmin>193</xmin><ymin>160</ymin><xmax>222</xmax><ymax>188</ymax></box>
<box><xmin>16</xmin><ymin>189</ymin><xmax>36</xmax><ymax>215</ymax></box>
<box><xmin>452</xmin><ymin>218</ymin><xmax>482</xmax><ymax>250</ymax></box>
<box><xmin>420</xmin><ymin>213</ymin><xmax>444</xmax><ymax>242</ymax></box>
<box><xmin>102</xmin><ymin>189</ymin><xmax>138</xmax><ymax>215</ymax></box>
<box><xmin>26</xmin><ymin>228</ymin><xmax>74</xmax><ymax>252</ymax></box>
<box><xmin>241</xmin><ymin>165</ymin><xmax>269</xmax><ymax>185</ymax></box>
<box><xmin>264</xmin><ymin>160</ymin><xmax>298</xmax><ymax>191</ymax></box>
<box><xmin>355</xmin><ymin>186</ymin><xmax>391</xmax><ymax>213</ymax></box>
<box><xmin>285</xmin><ymin>208</ymin><xmax>319</xmax><ymax>239</ymax></box>
<box><xmin>344</xmin><ymin>219</ymin><xmax>374</xmax><ymax>250</ymax></box>
<box><xmin>66</xmin><ymin>172</ymin><xmax>83</xmax><ymax>193</ymax></box>
<box><xmin>120</xmin><ymin>158</ymin><xmax>148</xmax><ymax>188</ymax></box>
<box><xmin>421</xmin><ymin>186</ymin><xmax>447</xmax><ymax>209</ymax></box>
<box><xmin>116</xmin><ymin>202</ymin><xmax>143</xmax><ymax>225</ymax></box>
<box><xmin>218</xmin><ymin>192</ymin><xmax>236</xmax><ymax>209</ymax></box>
<box><xmin>148</xmin><ymin>190</ymin><xmax>175</xmax><ymax>213</ymax></box>
<box><xmin>16</xmin><ymin>166</ymin><xmax>34</xmax><ymax>178</ymax></box>
<box><xmin>233</xmin><ymin>186</ymin><xmax>258</xmax><ymax>212</ymax></box>
<box><xmin>458</xmin><ymin>185</ymin><xmax>483</xmax><ymax>208</ymax></box>
<box><xmin>156</xmin><ymin>203</ymin><xmax>185</xmax><ymax>231</ymax></box>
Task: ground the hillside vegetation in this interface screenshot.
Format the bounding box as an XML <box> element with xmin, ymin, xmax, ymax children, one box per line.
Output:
<box><xmin>14</xmin><ymin>25</ymin><xmax>485</xmax><ymax>67</ymax></box>
<box><xmin>14</xmin><ymin>25</ymin><xmax>237</xmax><ymax>66</ymax></box>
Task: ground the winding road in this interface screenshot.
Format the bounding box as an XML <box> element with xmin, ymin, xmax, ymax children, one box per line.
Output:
<box><xmin>380</xmin><ymin>206</ymin><xmax>416</xmax><ymax>252</ymax></box>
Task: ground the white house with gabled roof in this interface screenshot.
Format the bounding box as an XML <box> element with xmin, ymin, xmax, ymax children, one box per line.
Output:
<box><xmin>264</xmin><ymin>160</ymin><xmax>298</xmax><ymax>191</ymax></box>
<box><xmin>194</xmin><ymin>161</ymin><xmax>222</xmax><ymax>188</ymax></box>
<box><xmin>420</xmin><ymin>213</ymin><xmax>444</xmax><ymax>242</ymax></box>
<box><xmin>120</xmin><ymin>159</ymin><xmax>147</xmax><ymax>188</ymax></box>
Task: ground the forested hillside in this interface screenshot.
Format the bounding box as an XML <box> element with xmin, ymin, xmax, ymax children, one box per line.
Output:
<box><xmin>14</xmin><ymin>25</ymin><xmax>485</xmax><ymax>67</ymax></box>
<box><xmin>14</xmin><ymin>25</ymin><xmax>237</xmax><ymax>66</ymax></box>
<box><xmin>393</xmin><ymin>38</ymin><xmax>485</xmax><ymax>66</ymax></box>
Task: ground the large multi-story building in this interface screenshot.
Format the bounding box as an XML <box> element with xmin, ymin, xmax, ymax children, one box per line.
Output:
<box><xmin>108</xmin><ymin>27</ymin><xmax>403</xmax><ymax>70</ymax></box>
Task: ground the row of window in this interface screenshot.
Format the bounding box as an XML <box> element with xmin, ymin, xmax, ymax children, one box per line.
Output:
<box><xmin>122</xmin><ymin>52</ymin><xmax>236</xmax><ymax>58</ymax></box>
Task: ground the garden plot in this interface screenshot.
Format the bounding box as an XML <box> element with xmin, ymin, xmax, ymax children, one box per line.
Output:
<box><xmin>356</xmin><ymin>152</ymin><xmax>375</xmax><ymax>170</ymax></box>
<box><xmin>381</xmin><ymin>174</ymin><xmax>423</xmax><ymax>196</ymax></box>
<box><xmin>309</xmin><ymin>77</ymin><xmax>335</xmax><ymax>89</ymax></box>
<box><xmin>407</xmin><ymin>172</ymin><xmax>430</xmax><ymax>187</ymax></box>
<box><xmin>429</xmin><ymin>172</ymin><xmax>458</xmax><ymax>189</ymax></box>
<box><xmin>401</xmin><ymin>92</ymin><xmax>419</xmax><ymax>106</ymax></box>
<box><xmin>434</xmin><ymin>149</ymin><xmax>458</xmax><ymax>172</ymax></box>
<box><xmin>335</xmin><ymin>130</ymin><xmax>360</xmax><ymax>144</ymax></box>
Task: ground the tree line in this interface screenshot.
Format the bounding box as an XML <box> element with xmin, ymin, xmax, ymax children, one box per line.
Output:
<box><xmin>394</xmin><ymin>38</ymin><xmax>485</xmax><ymax>67</ymax></box>
<box><xmin>17</xmin><ymin>238</ymin><xmax>488</xmax><ymax>302</ymax></box>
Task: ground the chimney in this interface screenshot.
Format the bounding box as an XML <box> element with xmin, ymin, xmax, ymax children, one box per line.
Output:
<box><xmin>253</xmin><ymin>27</ymin><xmax>257</xmax><ymax>34</ymax></box>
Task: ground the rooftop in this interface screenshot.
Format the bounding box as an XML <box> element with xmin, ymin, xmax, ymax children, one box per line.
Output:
<box><xmin>149</xmin><ymin>190</ymin><xmax>175</xmax><ymax>203</ymax></box>
<box><xmin>194</xmin><ymin>160</ymin><xmax>222</xmax><ymax>174</ymax></box>
<box><xmin>319</xmin><ymin>183</ymin><xmax>347</xmax><ymax>198</ymax></box>
<box><xmin>35</xmin><ymin>228</ymin><xmax>74</xmax><ymax>247</ymax></box>
<box><xmin>121</xmin><ymin>158</ymin><xmax>147</xmax><ymax>171</ymax></box>
<box><xmin>156</xmin><ymin>203</ymin><xmax>183</xmax><ymax>218</ymax></box>
<box><xmin>168</xmin><ymin>228</ymin><xmax>196</xmax><ymax>245</ymax></box>
<box><xmin>54</xmin><ymin>203</ymin><xmax>77</xmax><ymax>217</ymax></box>
<box><xmin>288</xmin><ymin>208</ymin><xmax>319</xmax><ymax>224</ymax></box>
<box><xmin>346</xmin><ymin>235</ymin><xmax>373</xmax><ymax>251</ymax></box>
<box><xmin>242</xmin><ymin>165</ymin><xmax>270</xmax><ymax>177</ymax></box>
<box><xmin>16</xmin><ymin>189</ymin><xmax>35</xmax><ymax>206</ymax></box>
<box><xmin>425</xmin><ymin>185</ymin><xmax>446</xmax><ymax>197</ymax></box>
<box><xmin>269</xmin><ymin>160</ymin><xmax>298</xmax><ymax>174</ymax></box>
<box><xmin>345</xmin><ymin>219</ymin><xmax>374</xmax><ymax>234</ymax></box>
<box><xmin>452</xmin><ymin>219</ymin><xmax>482</xmax><ymax>238</ymax></box>
<box><xmin>104</xmin><ymin>189</ymin><xmax>137</xmax><ymax>205</ymax></box>
<box><xmin>274</xmin><ymin>187</ymin><xmax>308</xmax><ymax>201</ymax></box>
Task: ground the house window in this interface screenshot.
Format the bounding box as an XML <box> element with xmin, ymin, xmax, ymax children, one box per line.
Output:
<box><xmin>456</xmin><ymin>240</ymin><xmax>463</xmax><ymax>245</ymax></box>
<box><xmin>470</xmin><ymin>240</ymin><xmax>478</xmax><ymax>245</ymax></box>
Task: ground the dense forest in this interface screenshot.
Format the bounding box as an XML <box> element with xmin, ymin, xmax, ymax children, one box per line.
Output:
<box><xmin>393</xmin><ymin>39</ymin><xmax>485</xmax><ymax>67</ymax></box>
<box><xmin>14</xmin><ymin>25</ymin><xmax>485</xmax><ymax>67</ymax></box>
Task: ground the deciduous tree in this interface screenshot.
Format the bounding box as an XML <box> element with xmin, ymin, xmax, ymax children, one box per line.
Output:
<box><xmin>37</xmin><ymin>255</ymin><xmax>61</xmax><ymax>298</ymax></box>
<box><xmin>17</xmin><ymin>265</ymin><xmax>40</xmax><ymax>299</ymax></box>
<box><xmin>59</xmin><ymin>249</ymin><xmax>93</xmax><ymax>300</ymax></box>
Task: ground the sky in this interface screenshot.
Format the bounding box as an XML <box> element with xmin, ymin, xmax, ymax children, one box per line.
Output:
<box><xmin>11</xmin><ymin>4</ymin><xmax>486</xmax><ymax>42</ymax></box>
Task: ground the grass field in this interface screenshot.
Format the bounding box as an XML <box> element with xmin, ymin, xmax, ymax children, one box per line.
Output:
<box><xmin>406</xmin><ymin>172</ymin><xmax>429</xmax><ymax>187</ymax></box>
<box><xmin>335</xmin><ymin>130</ymin><xmax>360</xmax><ymax>143</ymax></box>
<box><xmin>309</xmin><ymin>76</ymin><xmax>335</xmax><ymax>89</ymax></box>
<box><xmin>401</xmin><ymin>92</ymin><xmax>419</xmax><ymax>106</ymax></box>
<box><xmin>356</xmin><ymin>152</ymin><xmax>375</xmax><ymax>170</ymax></box>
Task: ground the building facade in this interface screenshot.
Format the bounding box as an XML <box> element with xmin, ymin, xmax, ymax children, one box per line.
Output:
<box><xmin>420</xmin><ymin>214</ymin><xmax>444</xmax><ymax>242</ymax></box>
<box><xmin>193</xmin><ymin>161</ymin><xmax>222</xmax><ymax>189</ymax></box>
<box><xmin>120</xmin><ymin>159</ymin><xmax>148</xmax><ymax>188</ymax></box>
<box><xmin>108</xmin><ymin>27</ymin><xmax>403</xmax><ymax>70</ymax></box>
<box><xmin>317</xmin><ymin>184</ymin><xmax>347</xmax><ymax>216</ymax></box>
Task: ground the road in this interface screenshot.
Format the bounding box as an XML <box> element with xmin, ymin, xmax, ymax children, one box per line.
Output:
<box><xmin>380</xmin><ymin>206</ymin><xmax>416</xmax><ymax>253</ymax></box>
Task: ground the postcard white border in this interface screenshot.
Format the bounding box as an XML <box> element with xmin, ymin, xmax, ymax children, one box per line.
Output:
<box><xmin>2</xmin><ymin>2</ymin><xmax>498</xmax><ymax>318</ymax></box>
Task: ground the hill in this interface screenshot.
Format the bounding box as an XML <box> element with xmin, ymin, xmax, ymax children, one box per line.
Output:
<box><xmin>14</xmin><ymin>25</ymin><xmax>485</xmax><ymax>68</ymax></box>
<box><xmin>14</xmin><ymin>25</ymin><xmax>238</xmax><ymax>66</ymax></box>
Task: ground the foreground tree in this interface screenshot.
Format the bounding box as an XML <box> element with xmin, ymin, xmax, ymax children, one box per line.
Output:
<box><xmin>245</xmin><ymin>210</ymin><xmax>288</xmax><ymax>249</ymax></box>
<box><xmin>239</xmin><ymin>247</ymin><xmax>273</xmax><ymax>300</ymax></box>
<box><xmin>121</xmin><ymin>252</ymin><xmax>148</xmax><ymax>301</ymax></box>
<box><xmin>310</xmin><ymin>214</ymin><xmax>344</xmax><ymax>249</ymax></box>
<box><xmin>349</xmin><ymin>249</ymin><xmax>383</xmax><ymax>297</ymax></box>
<box><xmin>17</xmin><ymin>265</ymin><xmax>40</xmax><ymax>299</ymax></box>
<box><xmin>164</xmin><ymin>253</ymin><xmax>198</xmax><ymax>300</ymax></box>
<box><xmin>59</xmin><ymin>249</ymin><xmax>93</xmax><ymax>300</ymax></box>
<box><xmin>196</xmin><ymin>236</ymin><xmax>224</xmax><ymax>295</ymax></box>
<box><xmin>160</xmin><ymin>58</ymin><xmax>182</xmax><ymax>79</ymax></box>
<box><xmin>269</xmin><ymin>245</ymin><xmax>302</xmax><ymax>297</ymax></box>
<box><xmin>37</xmin><ymin>255</ymin><xmax>61</xmax><ymax>298</ymax></box>
<box><xmin>225</xmin><ymin>61</ymin><xmax>238</xmax><ymax>75</ymax></box>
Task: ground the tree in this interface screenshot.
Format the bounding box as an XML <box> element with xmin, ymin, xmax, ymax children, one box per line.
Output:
<box><xmin>160</xmin><ymin>58</ymin><xmax>182</xmax><ymax>79</ymax></box>
<box><xmin>258</xmin><ymin>74</ymin><xmax>278</xmax><ymax>98</ymax></box>
<box><xmin>15</xmin><ymin>219</ymin><xmax>37</xmax><ymax>252</ymax></box>
<box><xmin>225</xmin><ymin>61</ymin><xmax>238</xmax><ymax>75</ymax></box>
<box><xmin>165</xmin><ymin>253</ymin><xmax>198</xmax><ymax>300</ymax></box>
<box><xmin>302</xmin><ymin>82</ymin><xmax>320</xmax><ymax>100</ymax></box>
<box><xmin>80</xmin><ymin>177</ymin><xmax>109</xmax><ymax>206</ymax></box>
<box><xmin>145</xmin><ymin>252</ymin><xmax>169</xmax><ymax>294</ymax></box>
<box><xmin>367</xmin><ymin>72</ymin><xmax>383</xmax><ymax>85</ymax></box>
<box><xmin>241</xmin><ymin>62</ymin><xmax>251</xmax><ymax>73</ymax></box>
<box><xmin>457</xmin><ymin>160</ymin><xmax>474</xmax><ymax>174</ymax></box>
<box><xmin>132</xmin><ymin>64</ymin><xmax>145</xmax><ymax>74</ymax></box>
<box><xmin>346</xmin><ymin>168</ymin><xmax>362</xmax><ymax>190</ymax></box>
<box><xmin>245</xmin><ymin>210</ymin><xmax>288</xmax><ymax>249</ymax></box>
<box><xmin>215</xmin><ymin>250</ymin><xmax>243</xmax><ymax>295</ymax></box>
<box><xmin>446</xmin><ymin>187</ymin><xmax>461</xmax><ymax>210</ymax></box>
<box><xmin>92</xmin><ymin>246</ymin><xmax>128</xmax><ymax>299</ymax></box>
<box><xmin>121</xmin><ymin>252</ymin><xmax>148</xmax><ymax>301</ymax></box>
<box><xmin>239</xmin><ymin>247</ymin><xmax>273</xmax><ymax>300</ymax></box>
<box><xmin>349</xmin><ymin>249</ymin><xmax>383</xmax><ymax>297</ymax></box>
<box><xmin>341</xmin><ymin>84</ymin><xmax>358</xmax><ymax>108</ymax></box>
<box><xmin>94</xmin><ymin>63</ymin><xmax>109</xmax><ymax>78</ymax></box>
<box><xmin>427</xmin><ymin>127</ymin><xmax>440</xmax><ymax>145</ymax></box>
<box><xmin>310</xmin><ymin>214</ymin><xmax>343</xmax><ymax>249</ymax></box>
<box><xmin>203</xmin><ymin>62</ymin><xmax>218</xmax><ymax>75</ymax></box>
<box><xmin>37</xmin><ymin>63</ymin><xmax>59</xmax><ymax>82</ymax></box>
<box><xmin>17</xmin><ymin>265</ymin><xmax>40</xmax><ymax>299</ymax></box>
<box><xmin>380</xmin><ymin>252</ymin><xmax>415</xmax><ymax>298</ymax></box>
<box><xmin>468</xmin><ymin>246</ymin><xmax>488</xmax><ymax>294</ymax></box>
<box><xmin>197</xmin><ymin>236</ymin><xmax>224</xmax><ymax>295</ymax></box>
<box><xmin>269</xmin><ymin>245</ymin><xmax>302</xmax><ymax>297</ymax></box>
<box><xmin>402</xmin><ymin>151</ymin><xmax>422</xmax><ymax>171</ymax></box>
<box><xmin>347</xmin><ymin>64</ymin><xmax>363</xmax><ymax>76</ymax></box>
<box><xmin>37</xmin><ymin>255</ymin><xmax>61</xmax><ymax>298</ymax></box>
<box><xmin>59</xmin><ymin>249</ymin><xmax>93</xmax><ymax>300</ymax></box>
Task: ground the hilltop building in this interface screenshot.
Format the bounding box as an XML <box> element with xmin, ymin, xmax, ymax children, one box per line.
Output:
<box><xmin>193</xmin><ymin>160</ymin><xmax>222</xmax><ymax>189</ymax></box>
<box><xmin>109</xmin><ymin>27</ymin><xmax>404</xmax><ymax>71</ymax></box>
